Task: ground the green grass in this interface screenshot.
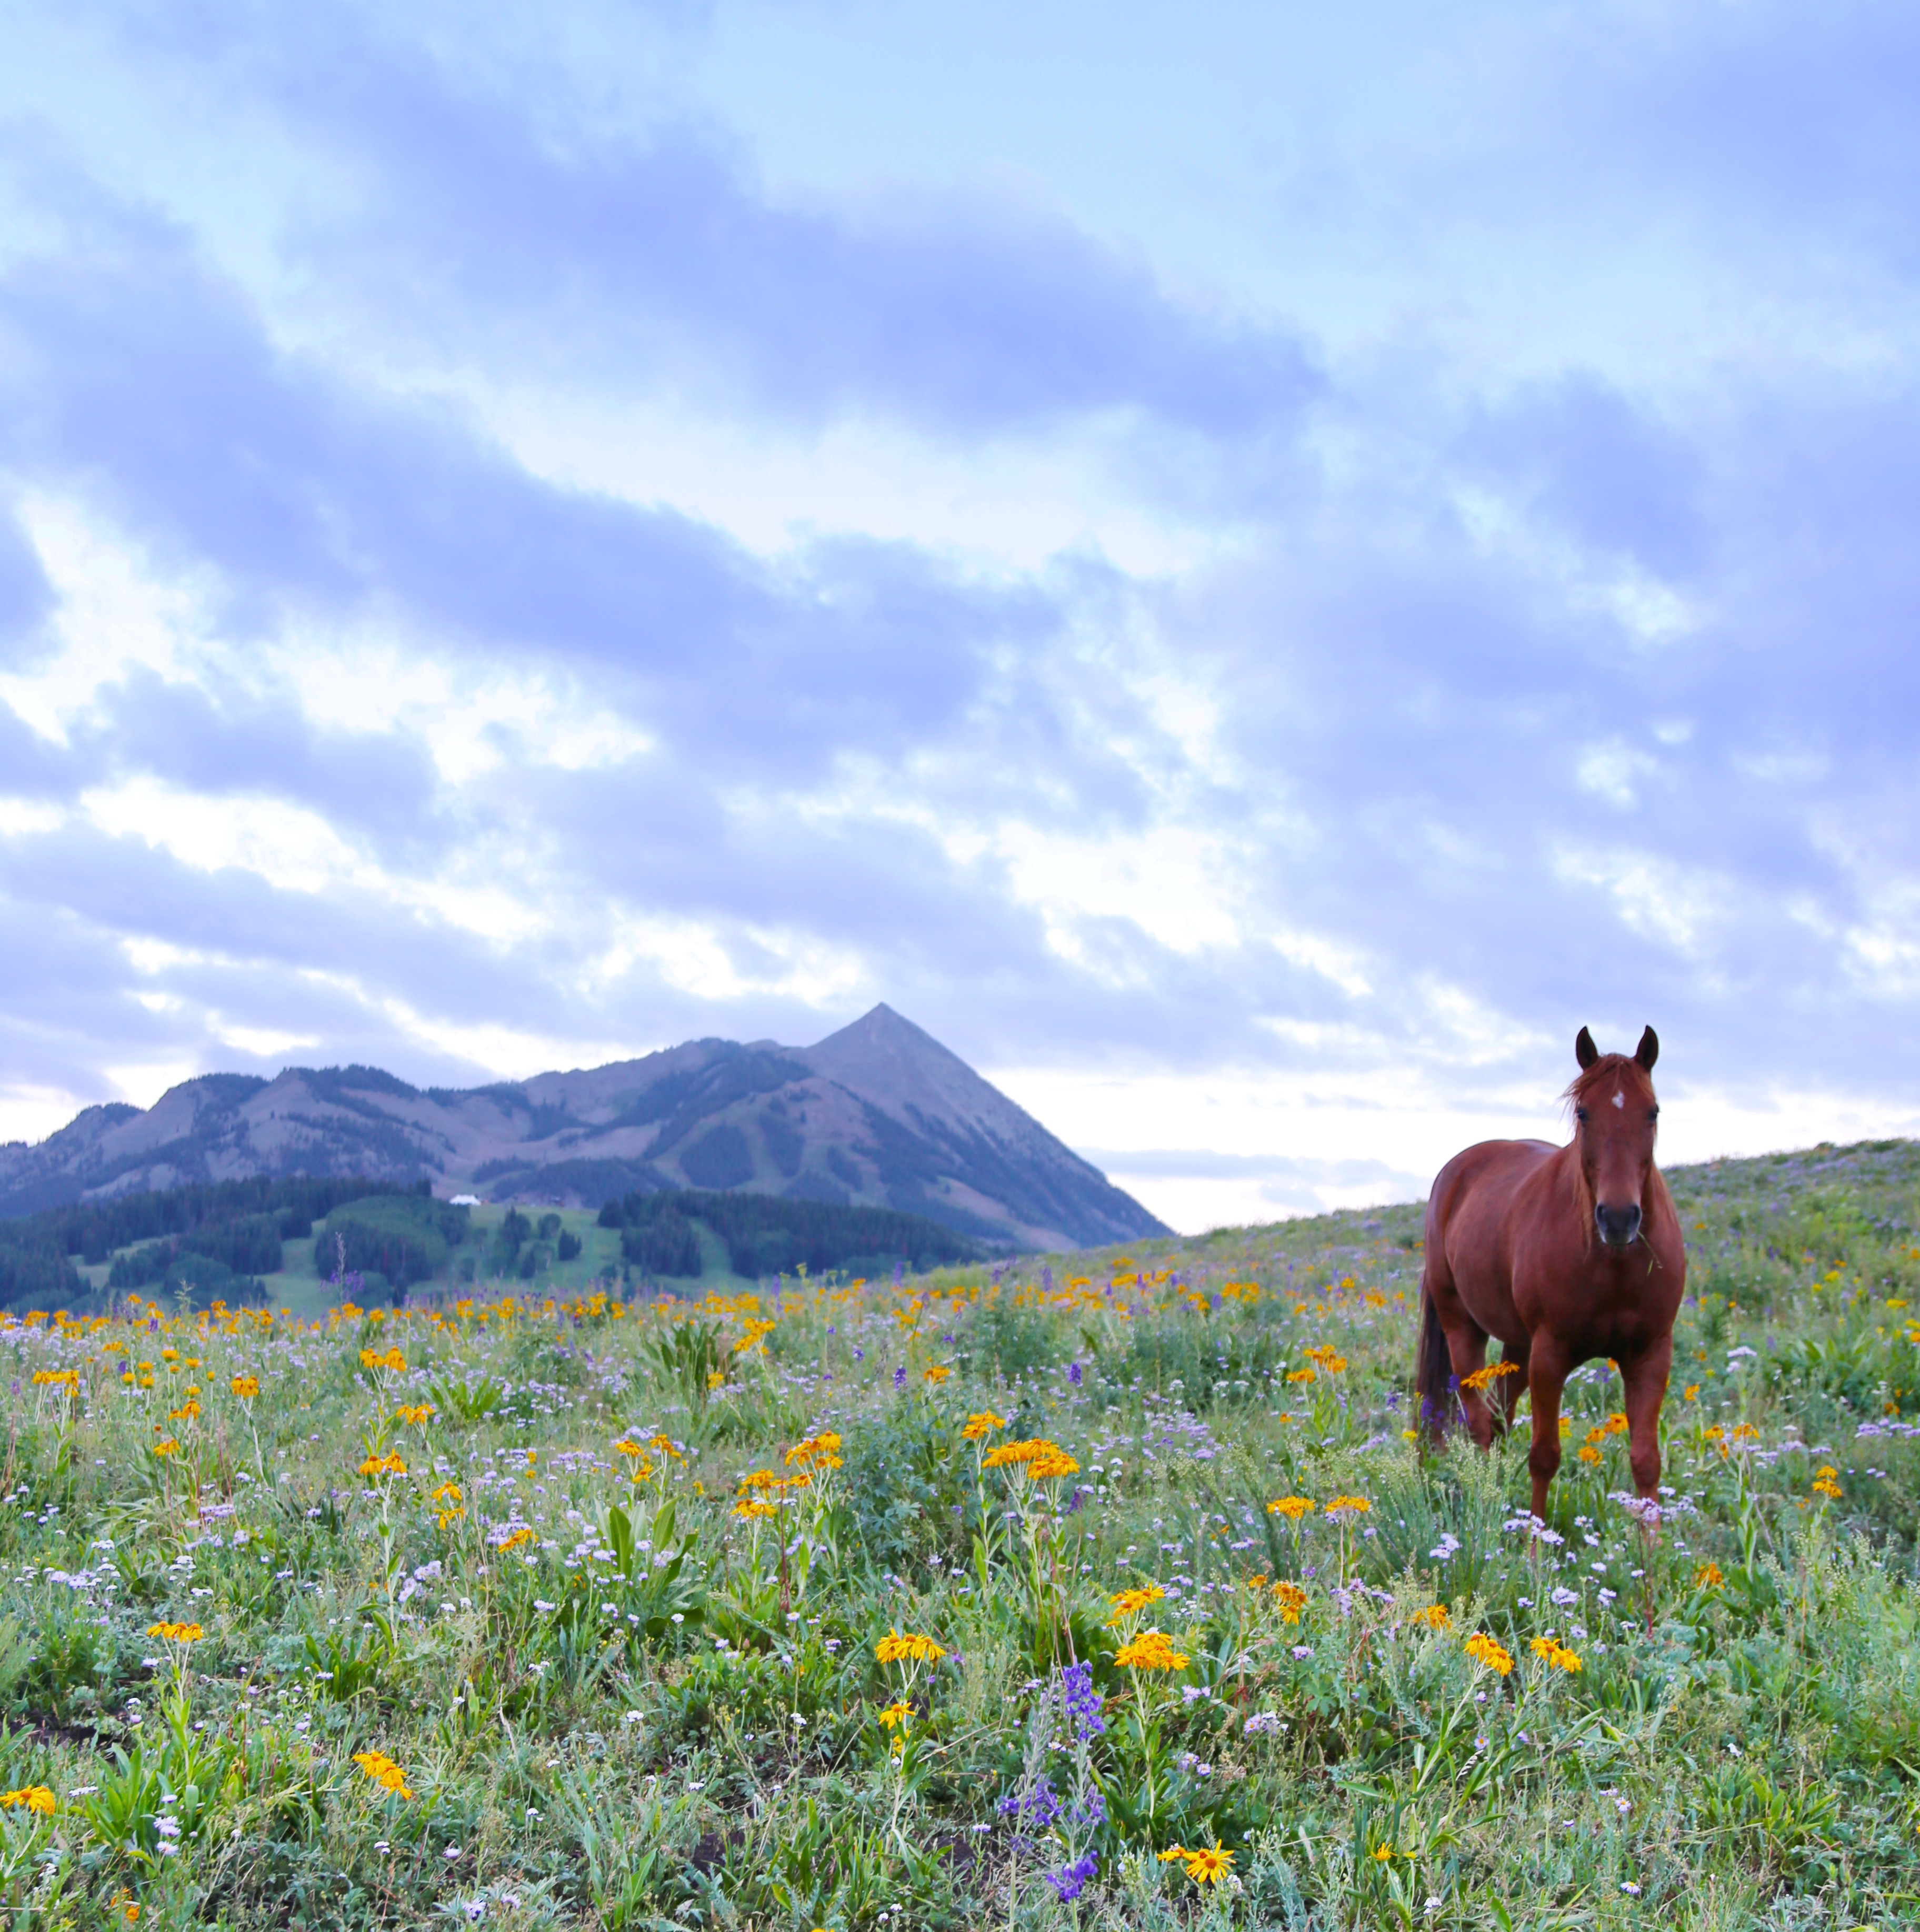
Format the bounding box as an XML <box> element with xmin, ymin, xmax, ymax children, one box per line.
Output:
<box><xmin>0</xmin><ymin>1139</ymin><xmax>1917</xmax><ymax>1927</ymax></box>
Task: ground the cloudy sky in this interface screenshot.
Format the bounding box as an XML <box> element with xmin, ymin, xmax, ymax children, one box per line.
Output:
<box><xmin>1</xmin><ymin>1</ymin><xmax>1916</xmax><ymax>1232</ymax></box>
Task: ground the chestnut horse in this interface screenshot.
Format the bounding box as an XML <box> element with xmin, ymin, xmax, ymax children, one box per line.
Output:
<box><xmin>1416</xmin><ymin>1026</ymin><xmax>1686</xmax><ymax>1520</ymax></box>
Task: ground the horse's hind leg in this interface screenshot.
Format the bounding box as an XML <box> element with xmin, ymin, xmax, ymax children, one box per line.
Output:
<box><xmin>1437</xmin><ymin>1312</ymin><xmax>1496</xmax><ymax>1451</ymax></box>
<box><xmin>1489</xmin><ymin>1336</ymin><xmax>1531</xmax><ymax>1439</ymax></box>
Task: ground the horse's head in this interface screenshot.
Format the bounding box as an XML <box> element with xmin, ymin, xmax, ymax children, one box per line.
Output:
<box><xmin>1567</xmin><ymin>1025</ymin><xmax>1661</xmax><ymax>1249</ymax></box>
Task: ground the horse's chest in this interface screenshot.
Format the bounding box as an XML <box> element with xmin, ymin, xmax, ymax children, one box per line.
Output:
<box><xmin>1516</xmin><ymin>1252</ymin><xmax>1676</xmax><ymax>1353</ymax></box>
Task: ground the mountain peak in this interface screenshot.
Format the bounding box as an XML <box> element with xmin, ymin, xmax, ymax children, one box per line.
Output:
<box><xmin>804</xmin><ymin>1004</ymin><xmax>991</xmax><ymax>1122</ymax></box>
<box><xmin>0</xmin><ymin>1007</ymin><xmax>1169</xmax><ymax>1247</ymax></box>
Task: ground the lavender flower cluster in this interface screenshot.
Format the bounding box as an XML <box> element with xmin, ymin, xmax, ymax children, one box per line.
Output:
<box><xmin>1061</xmin><ymin>1660</ymin><xmax>1105</xmax><ymax>1738</ymax></box>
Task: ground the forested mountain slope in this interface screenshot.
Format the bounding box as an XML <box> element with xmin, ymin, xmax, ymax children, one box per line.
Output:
<box><xmin>0</xmin><ymin>1005</ymin><xmax>1166</xmax><ymax>1251</ymax></box>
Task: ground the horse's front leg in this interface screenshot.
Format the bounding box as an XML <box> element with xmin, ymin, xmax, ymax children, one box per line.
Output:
<box><xmin>1525</xmin><ymin>1335</ymin><xmax>1571</xmax><ymax>1521</ymax></box>
<box><xmin>1622</xmin><ymin>1334</ymin><xmax>1674</xmax><ymax>1512</ymax></box>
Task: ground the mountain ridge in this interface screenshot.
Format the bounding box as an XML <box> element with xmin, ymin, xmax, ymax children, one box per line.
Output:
<box><xmin>0</xmin><ymin>1005</ymin><xmax>1167</xmax><ymax>1251</ymax></box>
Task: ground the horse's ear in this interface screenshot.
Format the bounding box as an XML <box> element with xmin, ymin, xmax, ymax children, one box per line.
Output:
<box><xmin>1635</xmin><ymin>1025</ymin><xmax>1659</xmax><ymax>1071</ymax></box>
<box><xmin>1575</xmin><ymin>1026</ymin><xmax>1598</xmax><ymax>1070</ymax></box>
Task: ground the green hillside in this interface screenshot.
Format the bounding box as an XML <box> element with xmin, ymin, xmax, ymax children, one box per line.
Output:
<box><xmin>2</xmin><ymin>1134</ymin><xmax>1918</xmax><ymax>1925</ymax></box>
<box><xmin>4</xmin><ymin>1174</ymin><xmax>987</xmax><ymax>1314</ymax></box>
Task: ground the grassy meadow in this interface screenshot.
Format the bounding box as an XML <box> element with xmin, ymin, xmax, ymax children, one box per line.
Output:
<box><xmin>2</xmin><ymin>1139</ymin><xmax>1919</xmax><ymax>1928</ymax></box>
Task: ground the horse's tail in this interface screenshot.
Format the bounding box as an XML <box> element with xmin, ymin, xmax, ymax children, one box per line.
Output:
<box><xmin>1416</xmin><ymin>1280</ymin><xmax>1452</xmax><ymax>1441</ymax></box>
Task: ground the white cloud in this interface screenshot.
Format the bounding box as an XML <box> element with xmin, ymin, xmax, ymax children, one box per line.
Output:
<box><xmin>1549</xmin><ymin>844</ymin><xmax>1732</xmax><ymax>957</ymax></box>
<box><xmin>0</xmin><ymin>1080</ymin><xmax>96</xmax><ymax>1147</ymax></box>
<box><xmin>83</xmin><ymin>778</ymin><xmax>368</xmax><ymax>897</ymax></box>
<box><xmin>0</xmin><ymin>498</ymin><xmax>208</xmax><ymax>739</ymax></box>
<box><xmin>994</xmin><ymin>822</ymin><xmax>1247</xmax><ymax>965</ymax></box>
<box><xmin>1574</xmin><ymin>740</ymin><xmax>1659</xmax><ymax>808</ymax></box>
<box><xmin>0</xmin><ymin>799</ymin><xmax>65</xmax><ymax>836</ymax></box>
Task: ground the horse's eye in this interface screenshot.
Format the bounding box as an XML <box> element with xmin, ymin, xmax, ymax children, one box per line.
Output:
<box><xmin>1575</xmin><ymin>1106</ymin><xmax>1589</xmax><ymax>1124</ymax></box>
<box><xmin>1648</xmin><ymin>1107</ymin><xmax>1659</xmax><ymax>1121</ymax></box>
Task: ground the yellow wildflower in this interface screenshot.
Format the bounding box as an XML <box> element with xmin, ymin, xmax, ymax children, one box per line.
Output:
<box><xmin>1464</xmin><ymin>1632</ymin><xmax>1514</xmax><ymax>1676</ymax></box>
<box><xmin>982</xmin><ymin>1436</ymin><xmax>1071</xmax><ymax>1472</ymax></box>
<box><xmin>1266</xmin><ymin>1496</ymin><xmax>1315</xmax><ymax>1520</ymax></box>
<box><xmin>231</xmin><ymin>1374</ymin><xmax>259</xmax><ymax>1399</ymax></box>
<box><xmin>1460</xmin><ymin>1360</ymin><xmax>1520</xmax><ymax>1392</ymax></box>
<box><xmin>1106</xmin><ymin>1584</ymin><xmax>1166</xmax><ymax>1621</ymax></box>
<box><xmin>1181</xmin><ymin>1846</ymin><xmax>1235</xmax><ymax>1885</ymax></box>
<box><xmin>784</xmin><ymin>1433</ymin><xmax>844</xmax><ymax>1471</ymax></box>
<box><xmin>875</xmin><ymin>1631</ymin><xmax>947</xmax><ymax>1665</ymax></box>
<box><xmin>961</xmin><ymin>1410</ymin><xmax>1006</xmax><ymax>1440</ymax></box>
<box><xmin>0</xmin><ymin>1787</ymin><xmax>53</xmax><ymax>1815</ymax></box>
<box><xmin>352</xmin><ymin>1749</ymin><xmax>413</xmax><ymax>1799</ymax></box>
<box><xmin>1113</xmin><ymin>1629</ymin><xmax>1188</xmax><ymax>1671</ymax></box>
<box><xmin>1271</xmin><ymin>1581</ymin><xmax>1307</xmax><ymax>1624</ymax></box>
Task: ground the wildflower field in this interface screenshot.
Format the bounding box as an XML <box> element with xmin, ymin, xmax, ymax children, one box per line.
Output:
<box><xmin>2</xmin><ymin>1138</ymin><xmax>1919</xmax><ymax>1930</ymax></box>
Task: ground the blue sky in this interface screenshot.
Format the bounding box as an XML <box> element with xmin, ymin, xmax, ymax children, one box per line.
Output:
<box><xmin>2</xmin><ymin>1</ymin><xmax>1917</xmax><ymax>1231</ymax></box>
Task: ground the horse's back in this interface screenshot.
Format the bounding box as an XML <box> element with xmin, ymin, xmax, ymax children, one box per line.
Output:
<box><xmin>1424</xmin><ymin>1139</ymin><xmax>1559</xmax><ymax>1303</ymax></box>
<box><xmin>1427</xmin><ymin>1139</ymin><xmax>1558</xmax><ymax>1237</ymax></box>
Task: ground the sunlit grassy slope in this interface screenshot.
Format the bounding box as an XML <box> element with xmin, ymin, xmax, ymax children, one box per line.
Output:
<box><xmin>1</xmin><ymin>1138</ymin><xmax>1917</xmax><ymax>1928</ymax></box>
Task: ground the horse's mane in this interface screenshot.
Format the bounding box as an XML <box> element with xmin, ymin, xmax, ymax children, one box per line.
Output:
<box><xmin>1561</xmin><ymin>1052</ymin><xmax>1655</xmax><ymax>1111</ymax></box>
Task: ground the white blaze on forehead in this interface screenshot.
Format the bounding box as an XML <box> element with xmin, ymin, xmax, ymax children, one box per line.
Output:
<box><xmin>1611</xmin><ymin>1089</ymin><xmax>1625</xmax><ymax>1109</ymax></box>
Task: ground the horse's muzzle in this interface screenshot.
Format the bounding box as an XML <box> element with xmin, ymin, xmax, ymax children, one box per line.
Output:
<box><xmin>1595</xmin><ymin>1202</ymin><xmax>1642</xmax><ymax>1248</ymax></box>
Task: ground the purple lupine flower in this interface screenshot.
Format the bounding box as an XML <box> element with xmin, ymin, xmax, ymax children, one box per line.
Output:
<box><xmin>893</xmin><ymin>1366</ymin><xmax>907</xmax><ymax>1390</ymax></box>
<box><xmin>999</xmin><ymin>1778</ymin><xmax>1063</xmax><ymax>1831</ymax></box>
<box><xmin>1041</xmin><ymin>1266</ymin><xmax>1054</xmax><ymax>1292</ymax></box>
<box><xmin>1046</xmin><ymin>1855</ymin><xmax>1098</xmax><ymax>1903</ymax></box>
<box><xmin>1067</xmin><ymin>1361</ymin><xmax>1083</xmax><ymax>1387</ymax></box>
<box><xmin>1061</xmin><ymin>1662</ymin><xmax>1105</xmax><ymax>1739</ymax></box>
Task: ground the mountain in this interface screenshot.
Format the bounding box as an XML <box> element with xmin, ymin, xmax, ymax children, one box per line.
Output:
<box><xmin>0</xmin><ymin>1005</ymin><xmax>1168</xmax><ymax>1251</ymax></box>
